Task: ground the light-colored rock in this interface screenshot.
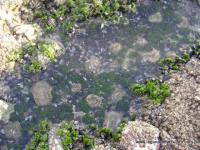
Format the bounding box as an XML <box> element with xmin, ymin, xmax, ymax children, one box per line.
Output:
<box><xmin>93</xmin><ymin>144</ymin><xmax>117</xmax><ymax>150</ymax></box>
<box><xmin>0</xmin><ymin>99</ymin><xmax>14</xmax><ymax>123</ymax></box>
<box><xmin>13</xmin><ymin>24</ymin><xmax>35</xmax><ymax>40</ymax></box>
<box><xmin>148</xmin><ymin>12</ymin><xmax>162</xmax><ymax>23</ymax></box>
<box><xmin>49</xmin><ymin>125</ymin><xmax>64</xmax><ymax>150</ymax></box>
<box><xmin>120</xmin><ymin>121</ymin><xmax>160</xmax><ymax>150</ymax></box>
<box><xmin>70</xmin><ymin>83</ymin><xmax>82</xmax><ymax>93</ymax></box>
<box><xmin>86</xmin><ymin>94</ymin><xmax>103</xmax><ymax>108</ymax></box>
<box><xmin>110</xmin><ymin>85</ymin><xmax>126</xmax><ymax>104</ymax></box>
<box><xmin>85</xmin><ymin>56</ymin><xmax>102</xmax><ymax>74</ymax></box>
<box><xmin>103</xmin><ymin>111</ymin><xmax>122</xmax><ymax>130</ymax></box>
<box><xmin>142</xmin><ymin>48</ymin><xmax>160</xmax><ymax>63</ymax></box>
<box><xmin>54</xmin><ymin>0</ymin><xmax>66</xmax><ymax>5</ymax></box>
<box><xmin>109</xmin><ymin>42</ymin><xmax>122</xmax><ymax>54</ymax></box>
<box><xmin>144</xmin><ymin>58</ymin><xmax>200</xmax><ymax>149</ymax></box>
<box><xmin>31</xmin><ymin>81</ymin><xmax>52</xmax><ymax>106</ymax></box>
<box><xmin>4</xmin><ymin>121</ymin><xmax>22</xmax><ymax>139</ymax></box>
<box><xmin>197</xmin><ymin>0</ymin><xmax>200</xmax><ymax>6</ymax></box>
<box><xmin>135</xmin><ymin>36</ymin><xmax>148</xmax><ymax>47</ymax></box>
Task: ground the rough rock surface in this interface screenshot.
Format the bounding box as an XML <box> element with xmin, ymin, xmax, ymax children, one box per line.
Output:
<box><xmin>148</xmin><ymin>12</ymin><xmax>162</xmax><ymax>23</ymax></box>
<box><xmin>143</xmin><ymin>58</ymin><xmax>200</xmax><ymax>149</ymax></box>
<box><xmin>86</xmin><ymin>94</ymin><xmax>103</xmax><ymax>108</ymax></box>
<box><xmin>85</xmin><ymin>56</ymin><xmax>102</xmax><ymax>74</ymax></box>
<box><xmin>49</xmin><ymin>124</ymin><xmax>64</xmax><ymax>150</ymax></box>
<box><xmin>103</xmin><ymin>111</ymin><xmax>122</xmax><ymax>130</ymax></box>
<box><xmin>4</xmin><ymin>121</ymin><xmax>22</xmax><ymax>139</ymax></box>
<box><xmin>31</xmin><ymin>80</ymin><xmax>53</xmax><ymax>106</ymax></box>
<box><xmin>70</xmin><ymin>82</ymin><xmax>82</xmax><ymax>93</ymax></box>
<box><xmin>120</xmin><ymin>121</ymin><xmax>160</xmax><ymax>150</ymax></box>
<box><xmin>109</xmin><ymin>42</ymin><xmax>122</xmax><ymax>54</ymax></box>
<box><xmin>110</xmin><ymin>85</ymin><xmax>126</xmax><ymax>104</ymax></box>
<box><xmin>141</xmin><ymin>48</ymin><xmax>160</xmax><ymax>63</ymax></box>
<box><xmin>0</xmin><ymin>99</ymin><xmax>14</xmax><ymax>123</ymax></box>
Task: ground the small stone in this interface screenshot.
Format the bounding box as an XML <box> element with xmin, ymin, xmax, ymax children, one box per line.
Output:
<box><xmin>31</xmin><ymin>81</ymin><xmax>52</xmax><ymax>106</ymax></box>
<box><xmin>103</xmin><ymin>111</ymin><xmax>122</xmax><ymax>130</ymax></box>
<box><xmin>148</xmin><ymin>12</ymin><xmax>162</xmax><ymax>23</ymax></box>
<box><xmin>141</xmin><ymin>48</ymin><xmax>160</xmax><ymax>63</ymax></box>
<box><xmin>71</xmin><ymin>83</ymin><xmax>82</xmax><ymax>93</ymax></box>
<box><xmin>135</xmin><ymin>36</ymin><xmax>148</xmax><ymax>47</ymax></box>
<box><xmin>86</xmin><ymin>94</ymin><xmax>103</xmax><ymax>108</ymax></box>
<box><xmin>110</xmin><ymin>85</ymin><xmax>126</xmax><ymax>104</ymax></box>
<box><xmin>0</xmin><ymin>99</ymin><xmax>14</xmax><ymax>123</ymax></box>
<box><xmin>109</xmin><ymin>42</ymin><xmax>122</xmax><ymax>54</ymax></box>
<box><xmin>4</xmin><ymin>121</ymin><xmax>22</xmax><ymax>139</ymax></box>
<box><xmin>85</xmin><ymin>56</ymin><xmax>102</xmax><ymax>74</ymax></box>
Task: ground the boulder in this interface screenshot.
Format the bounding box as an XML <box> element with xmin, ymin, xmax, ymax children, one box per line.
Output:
<box><xmin>120</xmin><ymin>121</ymin><xmax>160</xmax><ymax>150</ymax></box>
<box><xmin>31</xmin><ymin>81</ymin><xmax>52</xmax><ymax>106</ymax></box>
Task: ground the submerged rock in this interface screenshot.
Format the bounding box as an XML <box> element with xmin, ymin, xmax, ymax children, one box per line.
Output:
<box><xmin>135</xmin><ymin>36</ymin><xmax>148</xmax><ymax>47</ymax></box>
<box><xmin>4</xmin><ymin>121</ymin><xmax>22</xmax><ymax>139</ymax></box>
<box><xmin>148</xmin><ymin>12</ymin><xmax>162</xmax><ymax>23</ymax></box>
<box><xmin>110</xmin><ymin>85</ymin><xmax>126</xmax><ymax>104</ymax></box>
<box><xmin>70</xmin><ymin>82</ymin><xmax>82</xmax><ymax>93</ymax></box>
<box><xmin>0</xmin><ymin>99</ymin><xmax>14</xmax><ymax>123</ymax></box>
<box><xmin>120</xmin><ymin>121</ymin><xmax>160</xmax><ymax>150</ymax></box>
<box><xmin>103</xmin><ymin>111</ymin><xmax>122</xmax><ymax>130</ymax></box>
<box><xmin>31</xmin><ymin>81</ymin><xmax>52</xmax><ymax>106</ymax></box>
<box><xmin>85</xmin><ymin>56</ymin><xmax>102</xmax><ymax>74</ymax></box>
<box><xmin>141</xmin><ymin>48</ymin><xmax>160</xmax><ymax>63</ymax></box>
<box><xmin>109</xmin><ymin>42</ymin><xmax>122</xmax><ymax>54</ymax></box>
<box><xmin>86</xmin><ymin>94</ymin><xmax>103</xmax><ymax>108</ymax></box>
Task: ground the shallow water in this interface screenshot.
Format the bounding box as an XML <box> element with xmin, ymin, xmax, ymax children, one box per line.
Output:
<box><xmin>1</xmin><ymin>0</ymin><xmax>200</xmax><ymax>149</ymax></box>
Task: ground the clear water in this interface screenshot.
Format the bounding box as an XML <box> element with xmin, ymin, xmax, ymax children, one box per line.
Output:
<box><xmin>1</xmin><ymin>0</ymin><xmax>200</xmax><ymax>149</ymax></box>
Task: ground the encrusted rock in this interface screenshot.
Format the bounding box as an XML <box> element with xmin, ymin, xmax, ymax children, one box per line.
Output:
<box><xmin>141</xmin><ymin>48</ymin><xmax>160</xmax><ymax>63</ymax></box>
<box><xmin>148</xmin><ymin>12</ymin><xmax>162</xmax><ymax>23</ymax></box>
<box><xmin>70</xmin><ymin>83</ymin><xmax>82</xmax><ymax>93</ymax></box>
<box><xmin>85</xmin><ymin>56</ymin><xmax>102</xmax><ymax>74</ymax></box>
<box><xmin>110</xmin><ymin>85</ymin><xmax>126</xmax><ymax>104</ymax></box>
<box><xmin>4</xmin><ymin>121</ymin><xmax>22</xmax><ymax>139</ymax></box>
<box><xmin>120</xmin><ymin>121</ymin><xmax>160</xmax><ymax>150</ymax></box>
<box><xmin>86</xmin><ymin>94</ymin><xmax>103</xmax><ymax>108</ymax></box>
<box><xmin>103</xmin><ymin>111</ymin><xmax>122</xmax><ymax>130</ymax></box>
<box><xmin>13</xmin><ymin>24</ymin><xmax>36</xmax><ymax>40</ymax></box>
<box><xmin>143</xmin><ymin>58</ymin><xmax>200</xmax><ymax>149</ymax></box>
<box><xmin>109</xmin><ymin>42</ymin><xmax>122</xmax><ymax>54</ymax></box>
<box><xmin>49</xmin><ymin>124</ymin><xmax>64</xmax><ymax>150</ymax></box>
<box><xmin>135</xmin><ymin>36</ymin><xmax>148</xmax><ymax>47</ymax></box>
<box><xmin>0</xmin><ymin>99</ymin><xmax>14</xmax><ymax>123</ymax></box>
<box><xmin>31</xmin><ymin>81</ymin><xmax>52</xmax><ymax>106</ymax></box>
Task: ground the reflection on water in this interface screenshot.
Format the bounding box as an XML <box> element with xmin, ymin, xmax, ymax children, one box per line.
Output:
<box><xmin>1</xmin><ymin>0</ymin><xmax>200</xmax><ymax>149</ymax></box>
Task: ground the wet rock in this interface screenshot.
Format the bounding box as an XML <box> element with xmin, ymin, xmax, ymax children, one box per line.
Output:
<box><xmin>148</xmin><ymin>12</ymin><xmax>162</xmax><ymax>23</ymax></box>
<box><xmin>120</xmin><ymin>121</ymin><xmax>160</xmax><ymax>150</ymax></box>
<box><xmin>85</xmin><ymin>56</ymin><xmax>102</xmax><ymax>74</ymax></box>
<box><xmin>135</xmin><ymin>36</ymin><xmax>148</xmax><ymax>47</ymax></box>
<box><xmin>0</xmin><ymin>99</ymin><xmax>14</xmax><ymax>123</ymax></box>
<box><xmin>49</xmin><ymin>124</ymin><xmax>64</xmax><ymax>150</ymax></box>
<box><xmin>4</xmin><ymin>121</ymin><xmax>22</xmax><ymax>139</ymax></box>
<box><xmin>177</xmin><ymin>16</ymin><xmax>189</xmax><ymax>28</ymax></box>
<box><xmin>94</xmin><ymin>144</ymin><xmax>117</xmax><ymax>150</ymax></box>
<box><xmin>31</xmin><ymin>81</ymin><xmax>52</xmax><ymax>106</ymax></box>
<box><xmin>143</xmin><ymin>58</ymin><xmax>200</xmax><ymax>149</ymax></box>
<box><xmin>110</xmin><ymin>85</ymin><xmax>126</xmax><ymax>104</ymax></box>
<box><xmin>109</xmin><ymin>42</ymin><xmax>122</xmax><ymax>54</ymax></box>
<box><xmin>86</xmin><ymin>94</ymin><xmax>103</xmax><ymax>108</ymax></box>
<box><xmin>13</xmin><ymin>24</ymin><xmax>36</xmax><ymax>40</ymax></box>
<box><xmin>197</xmin><ymin>0</ymin><xmax>200</xmax><ymax>6</ymax></box>
<box><xmin>103</xmin><ymin>111</ymin><xmax>122</xmax><ymax>130</ymax></box>
<box><xmin>0</xmin><ymin>81</ymin><xmax>10</xmax><ymax>98</ymax></box>
<box><xmin>70</xmin><ymin>83</ymin><xmax>82</xmax><ymax>93</ymax></box>
<box><xmin>141</xmin><ymin>48</ymin><xmax>160</xmax><ymax>63</ymax></box>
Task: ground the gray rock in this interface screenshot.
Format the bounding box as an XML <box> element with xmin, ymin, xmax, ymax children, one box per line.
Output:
<box><xmin>31</xmin><ymin>81</ymin><xmax>52</xmax><ymax>106</ymax></box>
<box><xmin>4</xmin><ymin>121</ymin><xmax>22</xmax><ymax>139</ymax></box>
<box><xmin>0</xmin><ymin>99</ymin><xmax>14</xmax><ymax>123</ymax></box>
<box><xmin>103</xmin><ymin>111</ymin><xmax>122</xmax><ymax>130</ymax></box>
<box><xmin>85</xmin><ymin>56</ymin><xmax>102</xmax><ymax>74</ymax></box>
<box><xmin>120</xmin><ymin>121</ymin><xmax>160</xmax><ymax>150</ymax></box>
<box><xmin>141</xmin><ymin>48</ymin><xmax>160</xmax><ymax>63</ymax></box>
<box><xmin>86</xmin><ymin>94</ymin><xmax>103</xmax><ymax>108</ymax></box>
<box><xmin>110</xmin><ymin>85</ymin><xmax>126</xmax><ymax>104</ymax></box>
<box><xmin>109</xmin><ymin>42</ymin><xmax>122</xmax><ymax>54</ymax></box>
<box><xmin>70</xmin><ymin>83</ymin><xmax>82</xmax><ymax>93</ymax></box>
<box><xmin>148</xmin><ymin>12</ymin><xmax>162</xmax><ymax>23</ymax></box>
